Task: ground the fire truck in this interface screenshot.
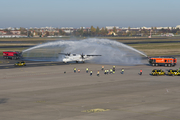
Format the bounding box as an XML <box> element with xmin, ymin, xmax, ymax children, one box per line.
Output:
<box><xmin>149</xmin><ymin>57</ymin><xmax>177</xmax><ymax>67</ymax></box>
<box><xmin>3</xmin><ymin>51</ymin><xmax>22</xmax><ymax>60</ymax></box>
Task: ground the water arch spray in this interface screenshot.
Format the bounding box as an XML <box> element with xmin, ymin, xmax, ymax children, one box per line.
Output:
<box><xmin>22</xmin><ymin>38</ymin><xmax>147</xmax><ymax>65</ymax></box>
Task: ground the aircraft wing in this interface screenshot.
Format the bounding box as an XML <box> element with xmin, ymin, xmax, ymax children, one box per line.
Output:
<box><xmin>59</xmin><ymin>53</ymin><xmax>71</xmax><ymax>56</ymax></box>
<box><xmin>86</xmin><ymin>55</ymin><xmax>102</xmax><ymax>56</ymax></box>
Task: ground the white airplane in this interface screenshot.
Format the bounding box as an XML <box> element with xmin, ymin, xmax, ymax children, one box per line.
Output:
<box><xmin>59</xmin><ymin>53</ymin><xmax>102</xmax><ymax>63</ymax></box>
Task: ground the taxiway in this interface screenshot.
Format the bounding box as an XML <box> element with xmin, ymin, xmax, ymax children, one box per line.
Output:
<box><xmin>0</xmin><ymin>57</ymin><xmax>180</xmax><ymax>120</ymax></box>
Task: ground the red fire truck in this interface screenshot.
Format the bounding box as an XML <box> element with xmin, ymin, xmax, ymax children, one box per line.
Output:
<box><xmin>149</xmin><ymin>57</ymin><xmax>177</xmax><ymax>67</ymax></box>
<box><xmin>3</xmin><ymin>51</ymin><xmax>22</xmax><ymax>60</ymax></box>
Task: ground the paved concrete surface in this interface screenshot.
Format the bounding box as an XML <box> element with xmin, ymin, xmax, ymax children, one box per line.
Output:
<box><xmin>0</xmin><ymin>58</ymin><xmax>180</xmax><ymax>120</ymax></box>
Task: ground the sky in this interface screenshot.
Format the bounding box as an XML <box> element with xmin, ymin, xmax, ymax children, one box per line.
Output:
<box><xmin>0</xmin><ymin>0</ymin><xmax>179</xmax><ymax>28</ymax></box>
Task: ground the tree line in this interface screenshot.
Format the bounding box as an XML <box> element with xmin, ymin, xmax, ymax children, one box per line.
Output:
<box><xmin>1</xmin><ymin>26</ymin><xmax>180</xmax><ymax>37</ymax></box>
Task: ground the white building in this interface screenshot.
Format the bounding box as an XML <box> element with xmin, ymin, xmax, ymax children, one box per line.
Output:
<box><xmin>176</xmin><ymin>25</ymin><xmax>180</xmax><ymax>29</ymax></box>
<box><xmin>61</xmin><ymin>27</ymin><xmax>74</xmax><ymax>34</ymax></box>
<box><xmin>106</xmin><ymin>26</ymin><xmax>119</xmax><ymax>30</ymax></box>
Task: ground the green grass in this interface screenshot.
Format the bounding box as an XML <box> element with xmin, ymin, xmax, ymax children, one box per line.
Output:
<box><xmin>0</xmin><ymin>43</ymin><xmax>36</xmax><ymax>46</ymax></box>
<box><xmin>129</xmin><ymin>43</ymin><xmax>180</xmax><ymax>56</ymax></box>
<box><xmin>99</xmin><ymin>36</ymin><xmax>180</xmax><ymax>43</ymax></box>
<box><xmin>22</xmin><ymin>48</ymin><xmax>62</xmax><ymax>58</ymax></box>
<box><xmin>129</xmin><ymin>43</ymin><xmax>180</xmax><ymax>49</ymax></box>
<box><xmin>1</xmin><ymin>36</ymin><xmax>180</xmax><ymax>42</ymax></box>
<box><xmin>0</xmin><ymin>37</ymin><xmax>70</xmax><ymax>41</ymax></box>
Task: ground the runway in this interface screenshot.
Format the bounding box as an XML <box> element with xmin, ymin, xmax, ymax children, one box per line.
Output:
<box><xmin>0</xmin><ymin>60</ymin><xmax>66</xmax><ymax>69</ymax></box>
<box><xmin>0</xmin><ymin>57</ymin><xmax>180</xmax><ymax>120</ymax></box>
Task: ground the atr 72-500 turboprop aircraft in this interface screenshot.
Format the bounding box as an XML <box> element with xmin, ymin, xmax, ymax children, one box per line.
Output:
<box><xmin>59</xmin><ymin>53</ymin><xmax>102</xmax><ymax>63</ymax></box>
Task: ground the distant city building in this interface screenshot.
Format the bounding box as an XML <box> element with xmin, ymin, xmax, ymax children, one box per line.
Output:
<box><xmin>7</xmin><ymin>27</ymin><xmax>12</xmax><ymax>30</ymax></box>
<box><xmin>176</xmin><ymin>25</ymin><xmax>180</xmax><ymax>29</ymax></box>
<box><xmin>106</xmin><ymin>26</ymin><xmax>119</xmax><ymax>30</ymax></box>
<box><xmin>0</xmin><ymin>30</ymin><xmax>7</xmax><ymax>35</ymax></box>
<box><xmin>130</xmin><ymin>27</ymin><xmax>140</xmax><ymax>30</ymax></box>
<box><xmin>140</xmin><ymin>26</ymin><xmax>151</xmax><ymax>29</ymax></box>
<box><xmin>107</xmin><ymin>31</ymin><xmax>117</xmax><ymax>36</ymax></box>
<box><xmin>155</xmin><ymin>27</ymin><xmax>170</xmax><ymax>30</ymax></box>
<box><xmin>79</xmin><ymin>27</ymin><xmax>85</xmax><ymax>29</ymax></box>
<box><xmin>61</xmin><ymin>27</ymin><xmax>74</xmax><ymax>34</ymax></box>
<box><xmin>11</xmin><ymin>30</ymin><xmax>21</xmax><ymax>35</ymax></box>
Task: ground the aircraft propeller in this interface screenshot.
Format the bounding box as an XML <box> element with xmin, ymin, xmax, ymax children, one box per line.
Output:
<box><xmin>80</xmin><ymin>53</ymin><xmax>85</xmax><ymax>59</ymax></box>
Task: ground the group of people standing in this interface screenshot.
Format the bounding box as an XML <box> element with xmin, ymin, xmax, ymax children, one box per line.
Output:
<box><xmin>73</xmin><ymin>66</ymin><xmax>143</xmax><ymax>76</ymax></box>
<box><xmin>74</xmin><ymin>67</ymin><xmax>96</xmax><ymax>76</ymax></box>
<box><xmin>102</xmin><ymin>66</ymin><xmax>116</xmax><ymax>74</ymax></box>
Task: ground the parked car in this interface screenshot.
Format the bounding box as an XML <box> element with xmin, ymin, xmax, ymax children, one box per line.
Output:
<box><xmin>151</xmin><ymin>69</ymin><xmax>166</xmax><ymax>76</ymax></box>
<box><xmin>14</xmin><ymin>61</ymin><xmax>26</xmax><ymax>67</ymax></box>
<box><xmin>167</xmin><ymin>69</ymin><xmax>180</xmax><ymax>76</ymax></box>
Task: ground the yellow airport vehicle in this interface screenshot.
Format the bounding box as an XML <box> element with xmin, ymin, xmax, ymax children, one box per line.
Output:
<box><xmin>151</xmin><ymin>69</ymin><xmax>165</xmax><ymax>76</ymax></box>
<box><xmin>167</xmin><ymin>69</ymin><xmax>180</xmax><ymax>76</ymax></box>
<box><xmin>14</xmin><ymin>61</ymin><xmax>26</xmax><ymax>67</ymax></box>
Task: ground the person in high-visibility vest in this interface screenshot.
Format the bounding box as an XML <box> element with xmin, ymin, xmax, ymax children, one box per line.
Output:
<box><xmin>90</xmin><ymin>70</ymin><xmax>92</xmax><ymax>76</ymax></box>
<box><xmin>107</xmin><ymin>69</ymin><xmax>109</xmax><ymax>75</ymax></box>
<box><xmin>104</xmin><ymin>70</ymin><xmax>107</xmax><ymax>74</ymax></box>
<box><xmin>86</xmin><ymin>67</ymin><xmax>89</xmax><ymax>73</ymax></box>
<box><xmin>110</xmin><ymin>69</ymin><xmax>113</xmax><ymax>74</ymax></box>
<box><xmin>139</xmin><ymin>69</ymin><xmax>142</xmax><ymax>75</ymax></box>
<box><xmin>121</xmin><ymin>68</ymin><xmax>124</xmax><ymax>74</ymax></box>
<box><xmin>97</xmin><ymin>70</ymin><xmax>100</xmax><ymax>76</ymax></box>
<box><xmin>74</xmin><ymin>67</ymin><xmax>76</xmax><ymax>73</ymax></box>
<box><xmin>78</xmin><ymin>69</ymin><xmax>80</xmax><ymax>73</ymax></box>
<box><xmin>113</xmin><ymin>66</ymin><xmax>115</xmax><ymax>74</ymax></box>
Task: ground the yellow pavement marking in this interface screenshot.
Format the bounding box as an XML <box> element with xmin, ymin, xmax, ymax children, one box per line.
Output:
<box><xmin>81</xmin><ymin>108</ymin><xmax>110</xmax><ymax>113</ymax></box>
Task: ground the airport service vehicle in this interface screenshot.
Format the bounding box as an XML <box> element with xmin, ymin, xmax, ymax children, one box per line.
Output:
<box><xmin>59</xmin><ymin>53</ymin><xmax>102</xmax><ymax>63</ymax></box>
<box><xmin>167</xmin><ymin>69</ymin><xmax>180</xmax><ymax>76</ymax></box>
<box><xmin>3</xmin><ymin>51</ymin><xmax>21</xmax><ymax>60</ymax></box>
<box><xmin>149</xmin><ymin>57</ymin><xmax>177</xmax><ymax>67</ymax></box>
<box><xmin>14</xmin><ymin>61</ymin><xmax>26</xmax><ymax>67</ymax></box>
<box><xmin>151</xmin><ymin>69</ymin><xmax>166</xmax><ymax>76</ymax></box>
